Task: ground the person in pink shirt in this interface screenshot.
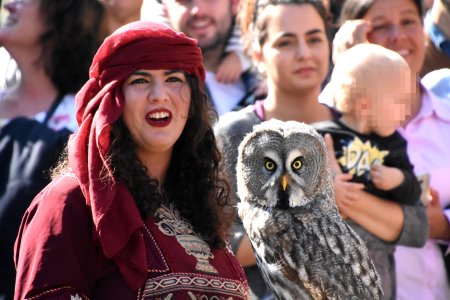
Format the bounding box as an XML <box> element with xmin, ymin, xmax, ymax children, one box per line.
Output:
<box><xmin>395</xmin><ymin>83</ymin><xmax>450</xmax><ymax>300</ymax></box>
<box><xmin>332</xmin><ymin>0</ymin><xmax>450</xmax><ymax>299</ymax></box>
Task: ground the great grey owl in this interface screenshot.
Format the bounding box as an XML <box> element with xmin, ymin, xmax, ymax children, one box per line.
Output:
<box><xmin>236</xmin><ymin>120</ymin><xmax>382</xmax><ymax>300</ymax></box>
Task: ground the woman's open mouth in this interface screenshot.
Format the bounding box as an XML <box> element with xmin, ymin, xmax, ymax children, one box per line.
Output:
<box><xmin>146</xmin><ymin>109</ymin><xmax>172</xmax><ymax>127</ymax></box>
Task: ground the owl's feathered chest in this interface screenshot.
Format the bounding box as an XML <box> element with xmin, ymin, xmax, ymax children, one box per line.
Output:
<box><xmin>238</xmin><ymin>200</ymin><xmax>341</xmax><ymax>252</ymax></box>
<box><xmin>238</xmin><ymin>201</ymin><xmax>382</xmax><ymax>300</ymax></box>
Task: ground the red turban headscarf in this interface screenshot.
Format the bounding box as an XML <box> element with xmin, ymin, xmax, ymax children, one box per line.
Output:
<box><xmin>67</xmin><ymin>21</ymin><xmax>205</xmax><ymax>290</ymax></box>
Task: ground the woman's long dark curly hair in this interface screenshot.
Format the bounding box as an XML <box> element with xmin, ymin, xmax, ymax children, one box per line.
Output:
<box><xmin>38</xmin><ymin>0</ymin><xmax>104</xmax><ymax>94</ymax></box>
<box><xmin>109</xmin><ymin>73</ymin><xmax>233</xmax><ymax>249</ymax></box>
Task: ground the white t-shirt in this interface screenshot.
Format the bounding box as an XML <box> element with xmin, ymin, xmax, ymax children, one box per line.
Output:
<box><xmin>0</xmin><ymin>92</ymin><xmax>78</xmax><ymax>132</ymax></box>
<box><xmin>205</xmin><ymin>71</ymin><xmax>246</xmax><ymax>117</ymax></box>
<box><xmin>34</xmin><ymin>94</ymin><xmax>78</xmax><ymax>132</ymax></box>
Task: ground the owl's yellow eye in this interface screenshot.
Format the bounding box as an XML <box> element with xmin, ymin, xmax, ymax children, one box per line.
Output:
<box><xmin>292</xmin><ymin>157</ymin><xmax>303</xmax><ymax>170</ymax></box>
<box><xmin>264</xmin><ymin>158</ymin><xmax>276</xmax><ymax>171</ymax></box>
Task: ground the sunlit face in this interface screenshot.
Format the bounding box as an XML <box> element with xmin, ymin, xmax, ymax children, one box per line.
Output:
<box><xmin>364</xmin><ymin>0</ymin><xmax>425</xmax><ymax>75</ymax></box>
<box><xmin>162</xmin><ymin>0</ymin><xmax>237</xmax><ymax>52</ymax></box>
<box><xmin>121</xmin><ymin>69</ymin><xmax>191</xmax><ymax>159</ymax></box>
<box><xmin>0</xmin><ymin>0</ymin><xmax>46</xmax><ymax>47</ymax></box>
<box><xmin>258</xmin><ymin>4</ymin><xmax>330</xmax><ymax>95</ymax></box>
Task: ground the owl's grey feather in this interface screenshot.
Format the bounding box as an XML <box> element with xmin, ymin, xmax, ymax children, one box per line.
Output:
<box><xmin>236</xmin><ymin>120</ymin><xmax>382</xmax><ymax>300</ymax></box>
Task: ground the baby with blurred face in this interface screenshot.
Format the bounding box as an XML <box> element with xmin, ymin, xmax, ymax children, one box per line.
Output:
<box><xmin>331</xmin><ymin>43</ymin><xmax>415</xmax><ymax>137</ymax></box>
<box><xmin>314</xmin><ymin>43</ymin><xmax>421</xmax><ymax>210</ymax></box>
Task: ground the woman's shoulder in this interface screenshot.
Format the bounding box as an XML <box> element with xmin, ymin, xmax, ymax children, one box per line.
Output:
<box><xmin>23</xmin><ymin>174</ymin><xmax>88</xmax><ymax>228</ymax></box>
<box><xmin>16</xmin><ymin>173</ymin><xmax>92</xmax><ymax>257</ymax></box>
<box><xmin>215</xmin><ymin>104</ymin><xmax>261</xmax><ymax>136</ymax></box>
<box><xmin>214</xmin><ymin>105</ymin><xmax>261</xmax><ymax>154</ymax></box>
<box><xmin>42</xmin><ymin>173</ymin><xmax>83</xmax><ymax>201</ymax></box>
<box><xmin>14</xmin><ymin>175</ymin><xmax>106</xmax><ymax>300</ymax></box>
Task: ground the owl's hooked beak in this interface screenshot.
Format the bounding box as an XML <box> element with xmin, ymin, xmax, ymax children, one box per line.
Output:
<box><xmin>281</xmin><ymin>174</ymin><xmax>290</xmax><ymax>191</ymax></box>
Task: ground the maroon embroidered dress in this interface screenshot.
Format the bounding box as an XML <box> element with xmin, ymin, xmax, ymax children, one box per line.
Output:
<box><xmin>14</xmin><ymin>175</ymin><xmax>249</xmax><ymax>299</ymax></box>
<box><xmin>14</xmin><ymin>21</ymin><xmax>249</xmax><ymax>300</ymax></box>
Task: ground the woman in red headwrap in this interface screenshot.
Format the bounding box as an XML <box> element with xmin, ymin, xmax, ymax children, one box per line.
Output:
<box><xmin>13</xmin><ymin>21</ymin><xmax>249</xmax><ymax>300</ymax></box>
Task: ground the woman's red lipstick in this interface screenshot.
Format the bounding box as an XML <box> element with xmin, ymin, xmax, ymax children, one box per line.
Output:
<box><xmin>146</xmin><ymin>109</ymin><xmax>172</xmax><ymax>127</ymax></box>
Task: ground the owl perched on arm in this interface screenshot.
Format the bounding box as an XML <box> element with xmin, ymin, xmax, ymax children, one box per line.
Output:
<box><xmin>236</xmin><ymin>120</ymin><xmax>382</xmax><ymax>300</ymax></box>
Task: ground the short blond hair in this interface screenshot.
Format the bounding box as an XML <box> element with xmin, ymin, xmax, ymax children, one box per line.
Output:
<box><xmin>331</xmin><ymin>44</ymin><xmax>410</xmax><ymax>113</ymax></box>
